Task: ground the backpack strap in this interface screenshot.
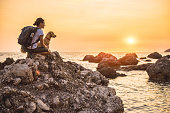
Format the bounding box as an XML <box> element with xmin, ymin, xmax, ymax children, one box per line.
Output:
<box><xmin>31</xmin><ymin>27</ymin><xmax>41</xmax><ymax>49</ymax></box>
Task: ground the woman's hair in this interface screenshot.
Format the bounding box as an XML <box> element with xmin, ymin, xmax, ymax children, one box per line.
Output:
<box><xmin>33</xmin><ymin>18</ymin><xmax>44</xmax><ymax>26</ymax></box>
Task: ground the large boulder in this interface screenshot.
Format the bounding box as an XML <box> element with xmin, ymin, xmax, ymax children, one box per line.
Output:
<box><xmin>0</xmin><ymin>58</ymin><xmax>14</xmax><ymax>70</ymax></box>
<box><xmin>146</xmin><ymin>57</ymin><xmax>170</xmax><ymax>81</ymax></box>
<box><xmin>118</xmin><ymin>53</ymin><xmax>139</xmax><ymax>65</ymax></box>
<box><xmin>0</xmin><ymin>51</ymin><xmax>124</xmax><ymax>113</ymax></box>
<box><xmin>147</xmin><ymin>52</ymin><xmax>162</xmax><ymax>59</ymax></box>
<box><xmin>164</xmin><ymin>48</ymin><xmax>170</xmax><ymax>52</ymax></box>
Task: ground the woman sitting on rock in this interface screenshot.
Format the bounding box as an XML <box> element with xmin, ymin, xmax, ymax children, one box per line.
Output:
<box><xmin>21</xmin><ymin>17</ymin><xmax>50</xmax><ymax>58</ymax></box>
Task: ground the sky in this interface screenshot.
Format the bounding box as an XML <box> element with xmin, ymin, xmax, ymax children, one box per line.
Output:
<box><xmin>0</xmin><ymin>0</ymin><xmax>169</xmax><ymax>52</ymax></box>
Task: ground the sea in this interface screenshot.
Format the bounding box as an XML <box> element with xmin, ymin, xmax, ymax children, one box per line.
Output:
<box><xmin>0</xmin><ymin>52</ymin><xmax>169</xmax><ymax>113</ymax></box>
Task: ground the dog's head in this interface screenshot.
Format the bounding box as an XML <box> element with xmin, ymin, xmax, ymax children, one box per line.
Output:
<box><xmin>48</xmin><ymin>31</ymin><xmax>57</xmax><ymax>38</ymax></box>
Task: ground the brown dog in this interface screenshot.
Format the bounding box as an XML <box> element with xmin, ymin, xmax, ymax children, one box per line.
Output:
<box><xmin>37</xmin><ymin>31</ymin><xmax>56</xmax><ymax>49</ymax></box>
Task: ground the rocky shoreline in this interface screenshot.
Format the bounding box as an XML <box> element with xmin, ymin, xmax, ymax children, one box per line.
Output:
<box><xmin>0</xmin><ymin>51</ymin><xmax>124</xmax><ymax>113</ymax></box>
<box><xmin>83</xmin><ymin>51</ymin><xmax>170</xmax><ymax>81</ymax></box>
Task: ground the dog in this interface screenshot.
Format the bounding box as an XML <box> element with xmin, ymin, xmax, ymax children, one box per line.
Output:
<box><xmin>37</xmin><ymin>31</ymin><xmax>56</xmax><ymax>49</ymax></box>
<box><xmin>21</xmin><ymin>31</ymin><xmax>56</xmax><ymax>53</ymax></box>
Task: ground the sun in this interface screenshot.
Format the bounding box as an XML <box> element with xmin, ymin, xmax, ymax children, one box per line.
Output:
<box><xmin>127</xmin><ymin>37</ymin><xmax>135</xmax><ymax>44</ymax></box>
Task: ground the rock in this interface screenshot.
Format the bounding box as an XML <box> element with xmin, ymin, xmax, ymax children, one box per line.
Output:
<box><xmin>164</xmin><ymin>55</ymin><xmax>170</xmax><ymax>58</ymax></box>
<box><xmin>0</xmin><ymin>51</ymin><xmax>124</xmax><ymax>113</ymax></box>
<box><xmin>53</xmin><ymin>96</ymin><xmax>60</xmax><ymax>106</ymax></box>
<box><xmin>164</xmin><ymin>48</ymin><xmax>170</xmax><ymax>52</ymax></box>
<box><xmin>145</xmin><ymin>59</ymin><xmax>152</xmax><ymax>62</ymax></box>
<box><xmin>37</xmin><ymin>99</ymin><xmax>50</xmax><ymax>111</ymax></box>
<box><xmin>140</xmin><ymin>57</ymin><xmax>146</xmax><ymax>59</ymax></box>
<box><xmin>5</xmin><ymin>98</ymin><xmax>11</xmax><ymax>108</ymax></box>
<box><xmin>97</xmin><ymin>67</ymin><xmax>127</xmax><ymax>79</ymax></box>
<box><xmin>0</xmin><ymin>58</ymin><xmax>14</xmax><ymax>70</ymax></box>
<box><xmin>2</xmin><ymin>63</ymin><xmax>34</xmax><ymax>84</ymax></box>
<box><xmin>120</xmin><ymin>63</ymin><xmax>153</xmax><ymax>71</ymax></box>
<box><xmin>13</xmin><ymin>78</ymin><xmax>22</xmax><ymax>85</ymax></box>
<box><xmin>27</xmin><ymin>102</ymin><xmax>36</xmax><ymax>113</ymax></box>
<box><xmin>147</xmin><ymin>52</ymin><xmax>162</xmax><ymax>59</ymax></box>
<box><xmin>146</xmin><ymin>57</ymin><xmax>170</xmax><ymax>81</ymax></box>
<box><xmin>97</xmin><ymin>57</ymin><xmax>120</xmax><ymax>69</ymax></box>
<box><xmin>118</xmin><ymin>53</ymin><xmax>139</xmax><ymax>65</ymax></box>
<box><xmin>83</xmin><ymin>55</ymin><xmax>95</xmax><ymax>62</ymax></box>
<box><xmin>83</xmin><ymin>52</ymin><xmax>117</xmax><ymax>63</ymax></box>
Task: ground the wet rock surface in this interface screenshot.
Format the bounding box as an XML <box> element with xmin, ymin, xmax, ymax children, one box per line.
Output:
<box><xmin>147</xmin><ymin>52</ymin><xmax>162</xmax><ymax>59</ymax></box>
<box><xmin>146</xmin><ymin>57</ymin><xmax>170</xmax><ymax>81</ymax></box>
<box><xmin>0</xmin><ymin>51</ymin><xmax>124</xmax><ymax>113</ymax></box>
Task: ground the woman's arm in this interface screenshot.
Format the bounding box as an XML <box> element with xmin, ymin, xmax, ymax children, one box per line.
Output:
<box><xmin>39</xmin><ymin>35</ymin><xmax>45</xmax><ymax>47</ymax></box>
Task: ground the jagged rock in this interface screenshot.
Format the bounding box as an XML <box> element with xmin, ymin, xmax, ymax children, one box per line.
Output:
<box><xmin>164</xmin><ymin>48</ymin><xmax>170</xmax><ymax>52</ymax></box>
<box><xmin>120</xmin><ymin>63</ymin><xmax>153</xmax><ymax>71</ymax></box>
<box><xmin>118</xmin><ymin>53</ymin><xmax>139</xmax><ymax>65</ymax></box>
<box><xmin>0</xmin><ymin>51</ymin><xmax>124</xmax><ymax>113</ymax></box>
<box><xmin>0</xmin><ymin>58</ymin><xmax>14</xmax><ymax>70</ymax></box>
<box><xmin>146</xmin><ymin>57</ymin><xmax>170</xmax><ymax>81</ymax></box>
<box><xmin>147</xmin><ymin>52</ymin><xmax>162</xmax><ymax>59</ymax></box>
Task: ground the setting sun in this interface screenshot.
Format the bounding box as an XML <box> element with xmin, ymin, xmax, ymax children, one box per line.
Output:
<box><xmin>127</xmin><ymin>37</ymin><xmax>135</xmax><ymax>44</ymax></box>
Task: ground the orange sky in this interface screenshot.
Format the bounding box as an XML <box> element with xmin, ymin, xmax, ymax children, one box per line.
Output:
<box><xmin>0</xmin><ymin>0</ymin><xmax>169</xmax><ymax>52</ymax></box>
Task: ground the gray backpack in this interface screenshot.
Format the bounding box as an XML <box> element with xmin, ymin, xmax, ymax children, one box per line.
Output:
<box><xmin>18</xmin><ymin>26</ymin><xmax>40</xmax><ymax>47</ymax></box>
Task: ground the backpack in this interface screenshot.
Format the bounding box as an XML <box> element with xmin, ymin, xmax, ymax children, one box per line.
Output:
<box><xmin>18</xmin><ymin>26</ymin><xmax>40</xmax><ymax>47</ymax></box>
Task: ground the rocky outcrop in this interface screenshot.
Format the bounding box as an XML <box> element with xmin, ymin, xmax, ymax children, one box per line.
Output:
<box><xmin>164</xmin><ymin>48</ymin><xmax>170</xmax><ymax>52</ymax></box>
<box><xmin>147</xmin><ymin>52</ymin><xmax>162</xmax><ymax>59</ymax></box>
<box><xmin>83</xmin><ymin>52</ymin><xmax>117</xmax><ymax>63</ymax></box>
<box><xmin>146</xmin><ymin>57</ymin><xmax>170</xmax><ymax>81</ymax></box>
<box><xmin>0</xmin><ymin>58</ymin><xmax>14</xmax><ymax>70</ymax></box>
<box><xmin>0</xmin><ymin>51</ymin><xmax>124</xmax><ymax>113</ymax></box>
<box><xmin>118</xmin><ymin>53</ymin><xmax>138</xmax><ymax>65</ymax></box>
<box><xmin>120</xmin><ymin>63</ymin><xmax>153</xmax><ymax>71</ymax></box>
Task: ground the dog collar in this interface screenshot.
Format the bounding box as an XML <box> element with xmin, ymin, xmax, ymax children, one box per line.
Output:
<box><xmin>45</xmin><ymin>37</ymin><xmax>51</xmax><ymax>40</ymax></box>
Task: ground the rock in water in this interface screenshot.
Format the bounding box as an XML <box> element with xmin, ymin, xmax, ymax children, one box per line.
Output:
<box><xmin>118</xmin><ymin>53</ymin><xmax>138</xmax><ymax>65</ymax></box>
<box><xmin>164</xmin><ymin>48</ymin><xmax>170</xmax><ymax>52</ymax></box>
<box><xmin>146</xmin><ymin>57</ymin><xmax>170</xmax><ymax>81</ymax></box>
<box><xmin>0</xmin><ymin>51</ymin><xmax>124</xmax><ymax>113</ymax></box>
<box><xmin>147</xmin><ymin>52</ymin><xmax>162</xmax><ymax>59</ymax></box>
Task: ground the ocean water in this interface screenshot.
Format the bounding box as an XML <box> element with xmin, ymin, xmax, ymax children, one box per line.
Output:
<box><xmin>0</xmin><ymin>52</ymin><xmax>170</xmax><ymax>113</ymax></box>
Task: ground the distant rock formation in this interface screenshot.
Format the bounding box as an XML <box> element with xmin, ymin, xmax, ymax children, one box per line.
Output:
<box><xmin>164</xmin><ymin>48</ymin><xmax>170</xmax><ymax>52</ymax></box>
<box><xmin>146</xmin><ymin>57</ymin><xmax>170</xmax><ymax>82</ymax></box>
<box><xmin>83</xmin><ymin>52</ymin><xmax>117</xmax><ymax>63</ymax></box>
<box><xmin>0</xmin><ymin>51</ymin><xmax>124</xmax><ymax>113</ymax></box>
<box><xmin>147</xmin><ymin>52</ymin><xmax>162</xmax><ymax>59</ymax></box>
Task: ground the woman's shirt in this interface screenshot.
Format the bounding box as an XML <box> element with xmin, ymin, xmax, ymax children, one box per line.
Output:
<box><xmin>27</xmin><ymin>29</ymin><xmax>44</xmax><ymax>49</ymax></box>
